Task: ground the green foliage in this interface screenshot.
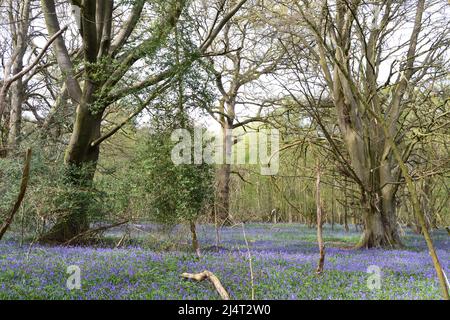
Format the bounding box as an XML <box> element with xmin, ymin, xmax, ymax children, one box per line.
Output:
<box><xmin>129</xmin><ymin>128</ymin><xmax>214</xmax><ymax>225</ymax></box>
<box><xmin>0</xmin><ymin>147</ymin><xmax>110</xmax><ymax>237</ymax></box>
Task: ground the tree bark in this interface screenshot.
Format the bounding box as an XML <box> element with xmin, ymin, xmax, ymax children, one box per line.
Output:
<box><xmin>356</xmin><ymin>186</ymin><xmax>402</xmax><ymax>249</ymax></box>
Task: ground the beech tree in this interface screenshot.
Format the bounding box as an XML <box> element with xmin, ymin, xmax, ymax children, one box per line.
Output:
<box><xmin>36</xmin><ymin>0</ymin><xmax>248</xmax><ymax>242</ymax></box>
<box><xmin>0</xmin><ymin>1</ymin><xmax>50</xmax><ymax>152</ymax></box>
<box><xmin>203</xmin><ymin>1</ymin><xmax>283</xmax><ymax>224</ymax></box>
<box><xmin>273</xmin><ymin>0</ymin><xmax>449</xmax><ymax>248</ymax></box>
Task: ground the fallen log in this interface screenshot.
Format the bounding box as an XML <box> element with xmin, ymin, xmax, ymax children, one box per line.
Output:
<box><xmin>181</xmin><ymin>270</ymin><xmax>230</xmax><ymax>300</ymax></box>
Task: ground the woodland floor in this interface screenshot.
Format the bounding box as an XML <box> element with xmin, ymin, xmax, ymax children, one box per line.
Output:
<box><xmin>0</xmin><ymin>223</ymin><xmax>448</xmax><ymax>299</ymax></box>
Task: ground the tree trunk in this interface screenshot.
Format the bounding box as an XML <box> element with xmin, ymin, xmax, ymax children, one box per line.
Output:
<box><xmin>344</xmin><ymin>209</ymin><xmax>349</xmax><ymax>232</ymax></box>
<box><xmin>7</xmin><ymin>78</ymin><xmax>24</xmax><ymax>149</ymax></box>
<box><xmin>344</xmin><ymin>178</ymin><xmax>349</xmax><ymax>232</ymax></box>
<box><xmin>4</xmin><ymin>1</ymin><xmax>31</xmax><ymax>151</ymax></box>
<box><xmin>216</xmin><ymin>163</ymin><xmax>231</xmax><ymax>224</ymax></box>
<box><xmin>7</xmin><ymin>49</ymin><xmax>27</xmax><ymax>150</ymax></box>
<box><xmin>190</xmin><ymin>221</ymin><xmax>201</xmax><ymax>258</ymax></box>
<box><xmin>315</xmin><ymin>163</ymin><xmax>325</xmax><ymax>275</ymax></box>
<box><xmin>334</xmin><ymin>104</ymin><xmax>402</xmax><ymax>248</ymax></box>
<box><xmin>331</xmin><ymin>182</ymin><xmax>335</xmax><ymax>231</ymax></box>
<box><xmin>38</xmin><ymin>0</ymin><xmax>95</xmax><ymax>243</ymax></box>
<box><xmin>418</xmin><ymin>177</ymin><xmax>434</xmax><ymax>232</ymax></box>
<box><xmin>357</xmin><ymin>189</ymin><xmax>402</xmax><ymax>248</ymax></box>
<box><xmin>216</xmin><ymin>123</ymin><xmax>232</xmax><ymax>225</ymax></box>
<box><xmin>40</xmin><ymin>82</ymin><xmax>102</xmax><ymax>243</ymax></box>
<box><xmin>356</xmin><ymin>155</ymin><xmax>403</xmax><ymax>248</ymax></box>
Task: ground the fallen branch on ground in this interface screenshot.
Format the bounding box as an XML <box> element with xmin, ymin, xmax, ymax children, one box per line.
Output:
<box><xmin>181</xmin><ymin>270</ymin><xmax>230</xmax><ymax>300</ymax></box>
<box><xmin>62</xmin><ymin>220</ymin><xmax>129</xmax><ymax>246</ymax></box>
